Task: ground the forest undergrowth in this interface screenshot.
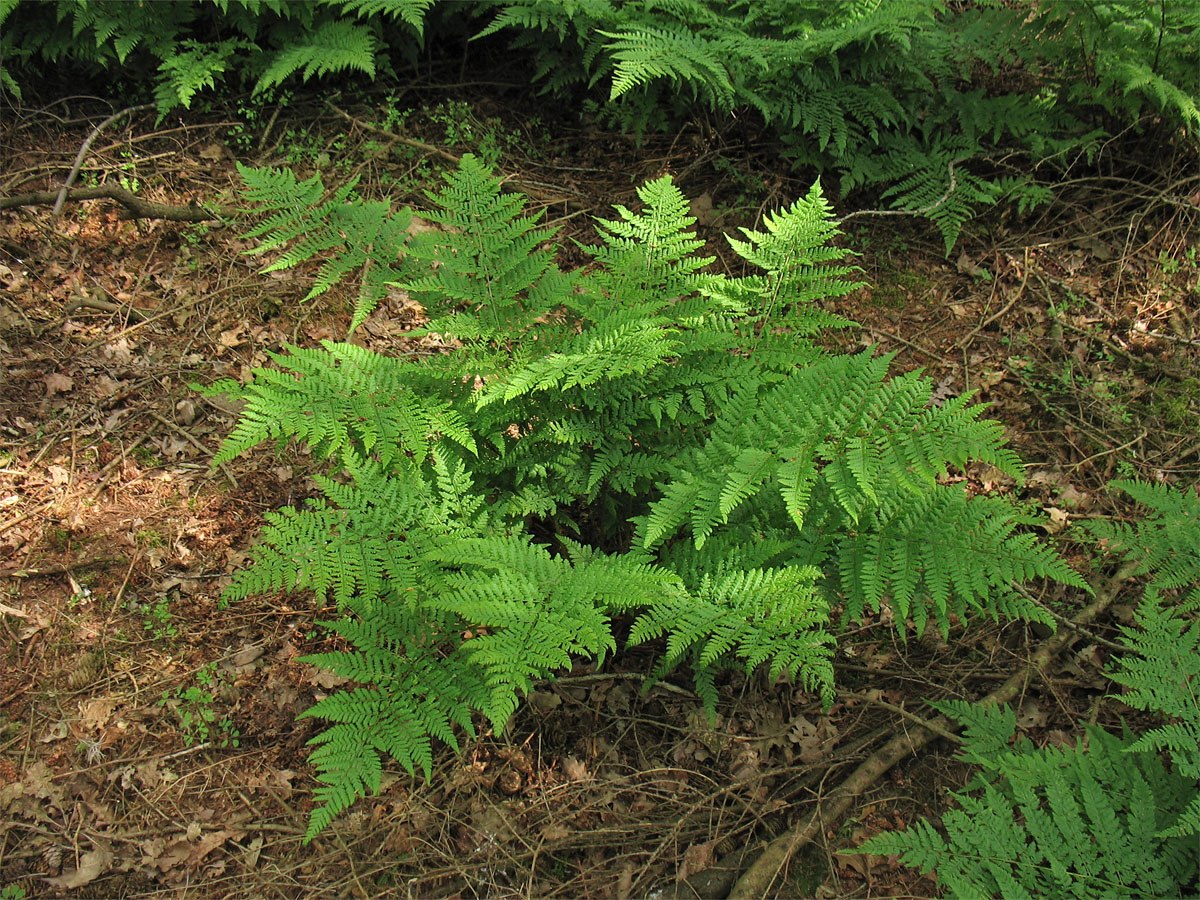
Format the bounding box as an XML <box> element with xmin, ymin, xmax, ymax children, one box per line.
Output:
<box><xmin>1</xmin><ymin>37</ymin><xmax>1198</xmax><ymax>899</ymax></box>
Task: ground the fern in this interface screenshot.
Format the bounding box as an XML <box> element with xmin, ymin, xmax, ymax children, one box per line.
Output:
<box><xmin>402</xmin><ymin>154</ymin><xmax>572</xmax><ymax>343</ymax></box>
<box><xmin>625</xmin><ymin>565</ymin><xmax>835</xmax><ymax>714</ymax></box>
<box><xmin>1085</xmin><ymin>480</ymin><xmax>1200</xmax><ymax>601</ymax></box>
<box><xmin>858</xmin><ymin>481</ymin><xmax>1200</xmax><ymax>892</ymax></box>
<box><xmin>237</xmin><ymin>162</ymin><xmax>415</xmax><ymax>331</ymax></box>
<box><xmin>212</xmin><ymin>156</ymin><xmax>1087</xmax><ymax>842</ymax></box>
<box><xmin>208</xmin><ymin>341</ymin><xmax>474</xmax><ymax>468</ymax></box>
<box><xmin>0</xmin><ymin>0</ymin><xmax>440</xmax><ymax>114</ymax></box>
<box><xmin>1092</xmin><ymin>480</ymin><xmax>1200</xmax><ymax>838</ymax></box>
<box><xmin>858</xmin><ymin>707</ymin><xmax>1198</xmax><ymax>898</ymax></box>
<box><xmin>154</xmin><ymin>39</ymin><xmax>246</xmax><ymax>111</ymax></box>
<box><xmin>254</xmin><ymin>18</ymin><xmax>378</xmax><ymax>92</ymax></box>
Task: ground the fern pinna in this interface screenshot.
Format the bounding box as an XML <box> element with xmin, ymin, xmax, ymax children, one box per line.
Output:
<box><xmin>214</xmin><ymin>156</ymin><xmax>1084</xmax><ymax>840</ymax></box>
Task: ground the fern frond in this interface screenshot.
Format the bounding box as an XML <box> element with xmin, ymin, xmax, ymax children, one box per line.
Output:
<box><xmin>640</xmin><ymin>352</ymin><xmax>1023</xmax><ymax>550</ymax></box>
<box><xmin>154</xmin><ymin>39</ymin><xmax>244</xmax><ymax>112</ymax></box>
<box><xmin>836</xmin><ymin>489</ymin><xmax>1087</xmax><ymax>637</ymax></box>
<box><xmin>600</xmin><ymin>25</ymin><xmax>736</xmax><ymax>105</ymax></box>
<box><xmin>588</xmin><ymin>173</ymin><xmax>714</xmax><ymax>303</ymax></box>
<box><xmin>238</xmin><ymin>163</ymin><xmax>414</xmax><ymax>331</ymax></box>
<box><xmin>1086</xmin><ymin>480</ymin><xmax>1200</xmax><ymax>599</ymax></box>
<box><xmin>209</xmin><ymin>341</ymin><xmax>474</xmax><ymax>468</ymax></box>
<box><xmin>726</xmin><ymin>180</ymin><xmax>863</xmax><ymax>325</ymax></box>
<box><xmin>403</xmin><ymin>154</ymin><xmax>570</xmax><ymax>339</ymax></box>
<box><xmin>857</xmin><ymin>719</ymin><xmax>1199</xmax><ymax>897</ymax></box>
<box><xmin>1108</xmin><ymin>588</ymin><xmax>1200</xmax><ymax>837</ymax></box>
<box><xmin>339</xmin><ymin>0</ymin><xmax>437</xmax><ymax>36</ymax></box>
<box><xmin>255</xmin><ymin>18</ymin><xmax>378</xmax><ymax>93</ymax></box>
<box><xmin>628</xmin><ymin>565</ymin><xmax>834</xmax><ymax>714</ymax></box>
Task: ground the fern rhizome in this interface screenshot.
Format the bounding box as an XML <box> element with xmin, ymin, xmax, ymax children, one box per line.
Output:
<box><xmin>211</xmin><ymin>155</ymin><xmax>1086</xmax><ymax>840</ymax></box>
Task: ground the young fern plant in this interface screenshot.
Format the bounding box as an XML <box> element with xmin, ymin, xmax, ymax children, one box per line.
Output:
<box><xmin>212</xmin><ymin>155</ymin><xmax>1084</xmax><ymax>840</ymax></box>
<box><xmin>856</xmin><ymin>480</ymin><xmax>1200</xmax><ymax>897</ymax></box>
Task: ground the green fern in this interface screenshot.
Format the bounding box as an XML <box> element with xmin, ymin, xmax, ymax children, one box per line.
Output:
<box><xmin>208</xmin><ymin>341</ymin><xmax>474</xmax><ymax>468</ymax></box>
<box><xmin>858</xmin><ymin>705</ymin><xmax>1198</xmax><ymax>898</ymax></box>
<box><xmin>212</xmin><ymin>156</ymin><xmax>1086</xmax><ymax>842</ymax></box>
<box><xmin>1091</xmin><ymin>480</ymin><xmax>1200</xmax><ymax>838</ymax></box>
<box><xmin>254</xmin><ymin>18</ymin><xmax>378</xmax><ymax>92</ymax></box>
<box><xmin>402</xmin><ymin>153</ymin><xmax>572</xmax><ymax>343</ymax></box>
<box><xmin>237</xmin><ymin>163</ymin><xmax>415</xmax><ymax>331</ymax></box>
<box><xmin>1086</xmin><ymin>480</ymin><xmax>1200</xmax><ymax>601</ymax></box>
<box><xmin>858</xmin><ymin>481</ymin><xmax>1200</xmax><ymax>892</ymax></box>
<box><xmin>625</xmin><ymin>565</ymin><xmax>835</xmax><ymax>714</ymax></box>
<box><xmin>0</xmin><ymin>1</ymin><xmax>442</xmax><ymax>114</ymax></box>
<box><xmin>154</xmin><ymin>39</ymin><xmax>246</xmax><ymax>111</ymax></box>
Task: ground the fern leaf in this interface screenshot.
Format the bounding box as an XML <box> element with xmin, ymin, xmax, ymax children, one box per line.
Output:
<box><xmin>256</xmin><ymin>18</ymin><xmax>378</xmax><ymax>93</ymax></box>
<box><xmin>600</xmin><ymin>25</ymin><xmax>736</xmax><ymax>105</ymax></box>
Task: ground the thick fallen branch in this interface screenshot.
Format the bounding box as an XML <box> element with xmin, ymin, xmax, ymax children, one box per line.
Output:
<box><xmin>728</xmin><ymin>561</ymin><xmax>1139</xmax><ymax>899</ymax></box>
<box><xmin>1</xmin><ymin>184</ymin><xmax>223</xmax><ymax>222</ymax></box>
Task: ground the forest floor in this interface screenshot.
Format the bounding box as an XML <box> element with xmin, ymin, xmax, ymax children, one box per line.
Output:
<box><xmin>1</xmin><ymin>76</ymin><xmax>1197</xmax><ymax>899</ymax></box>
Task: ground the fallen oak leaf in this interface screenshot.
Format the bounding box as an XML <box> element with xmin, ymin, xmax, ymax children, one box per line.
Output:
<box><xmin>44</xmin><ymin>372</ymin><xmax>74</xmax><ymax>395</ymax></box>
<box><xmin>43</xmin><ymin>844</ymin><xmax>112</xmax><ymax>889</ymax></box>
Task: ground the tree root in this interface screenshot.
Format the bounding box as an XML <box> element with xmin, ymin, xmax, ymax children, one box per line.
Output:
<box><xmin>727</xmin><ymin>561</ymin><xmax>1139</xmax><ymax>899</ymax></box>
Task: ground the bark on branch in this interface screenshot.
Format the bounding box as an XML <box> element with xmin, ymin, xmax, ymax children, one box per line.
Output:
<box><xmin>0</xmin><ymin>184</ymin><xmax>224</xmax><ymax>222</ymax></box>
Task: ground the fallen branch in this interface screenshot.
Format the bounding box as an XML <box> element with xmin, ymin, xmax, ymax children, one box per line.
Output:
<box><xmin>728</xmin><ymin>561</ymin><xmax>1139</xmax><ymax>899</ymax></box>
<box><xmin>1</xmin><ymin>184</ymin><xmax>222</xmax><ymax>222</ymax></box>
<box><xmin>65</xmin><ymin>289</ymin><xmax>151</xmax><ymax>323</ymax></box>
<box><xmin>52</xmin><ymin>103</ymin><xmax>155</xmax><ymax>216</ymax></box>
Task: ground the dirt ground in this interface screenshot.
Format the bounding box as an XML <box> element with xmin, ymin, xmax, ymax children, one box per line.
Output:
<box><xmin>1</xmin><ymin>77</ymin><xmax>1197</xmax><ymax>898</ymax></box>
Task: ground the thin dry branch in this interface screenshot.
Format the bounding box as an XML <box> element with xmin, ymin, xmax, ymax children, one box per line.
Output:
<box><xmin>326</xmin><ymin>101</ymin><xmax>586</xmax><ymax>211</ymax></box>
<box><xmin>728</xmin><ymin>561</ymin><xmax>1139</xmax><ymax>899</ymax></box>
<box><xmin>52</xmin><ymin>102</ymin><xmax>155</xmax><ymax>216</ymax></box>
<box><xmin>1</xmin><ymin>184</ymin><xmax>223</xmax><ymax>221</ymax></box>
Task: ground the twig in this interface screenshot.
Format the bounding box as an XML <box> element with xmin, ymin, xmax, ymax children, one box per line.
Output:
<box><xmin>65</xmin><ymin>289</ymin><xmax>150</xmax><ymax>323</ymax></box>
<box><xmin>728</xmin><ymin>561</ymin><xmax>1138</xmax><ymax>899</ymax></box>
<box><xmin>837</xmin><ymin>157</ymin><xmax>966</xmax><ymax>225</ymax></box>
<box><xmin>0</xmin><ymin>558</ymin><xmax>119</xmax><ymax>579</ymax></box>
<box><xmin>957</xmin><ymin>246</ymin><xmax>1032</xmax><ymax>348</ymax></box>
<box><xmin>1011</xmin><ymin>584</ymin><xmax>1127</xmax><ymax>652</ymax></box>
<box><xmin>838</xmin><ymin>691</ymin><xmax>963</xmax><ymax>744</ymax></box>
<box><xmin>552</xmin><ymin>671</ymin><xmax>697</xmax><ymax>698</ymax></box>
<box><xmin>3</xmin><ymin>183</ymin><xmax>222</xmax><ymax>222</ymax></box>
<box><xmin>52</xmin><ymin>103</ymin><xmax>154</xmax><ymax>216</ymax></box>
<box><xmin>148</xmin><ymin>411</ymin><xmax>238</xmax><ymax>488</ymax></box>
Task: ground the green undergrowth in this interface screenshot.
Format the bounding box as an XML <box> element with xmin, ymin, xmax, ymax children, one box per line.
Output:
<box><xmin>206</xmin><ymin>153</ymin><xmax>1093</xmax><ymax>842</ymax></box>
<box><xmin>2</xmin><ymin>1</ymin><xmax>1196</xmax><ymax>250</ymax></box>
<box><xmin>858</xmin><ymin>479</ymin><xmax>1200</xmax><ymax>897</ymax></box>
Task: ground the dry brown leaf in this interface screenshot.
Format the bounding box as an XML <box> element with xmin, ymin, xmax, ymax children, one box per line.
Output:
<box><xmin>103</xmin><ymin>336</ymin><xmax>133</xmax><ymax>363</ymax></box>
<box><xmin>43</xmin><ymin>844</ymin><xmax>112</xmax><ymax>889</ymax></box>
<box><xmin>561</xmin><ymin>755</ymin><xmax>590</xmax><ymax>782</ymax></box>
<box><xmin>79</xmin><ymin>696</ymin><xmax>117</xmax><ymax>731</ymax></box>
<box><xmin>44</xmin><ymin>372</ymin><xmax>74</xmax><ymax>395</ymax></box>
<box><xmin>1042</xmin><ymin>506</ymin><xmax>1070</xmax><ymax>534</ymax></box>
<box><xmin>188</xmin><ymin>828</ymin><xmax>243</xmax><ymax>867</ymax></box>
<box><xmin>243</xmin><ymin>835</ymin><xmax>264</xmax><ymax>868</ymax></box>
<box><xmin>678</xmin><ymin>841</ymin><xmax>714</xmax><ymax>881</ymax></box>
